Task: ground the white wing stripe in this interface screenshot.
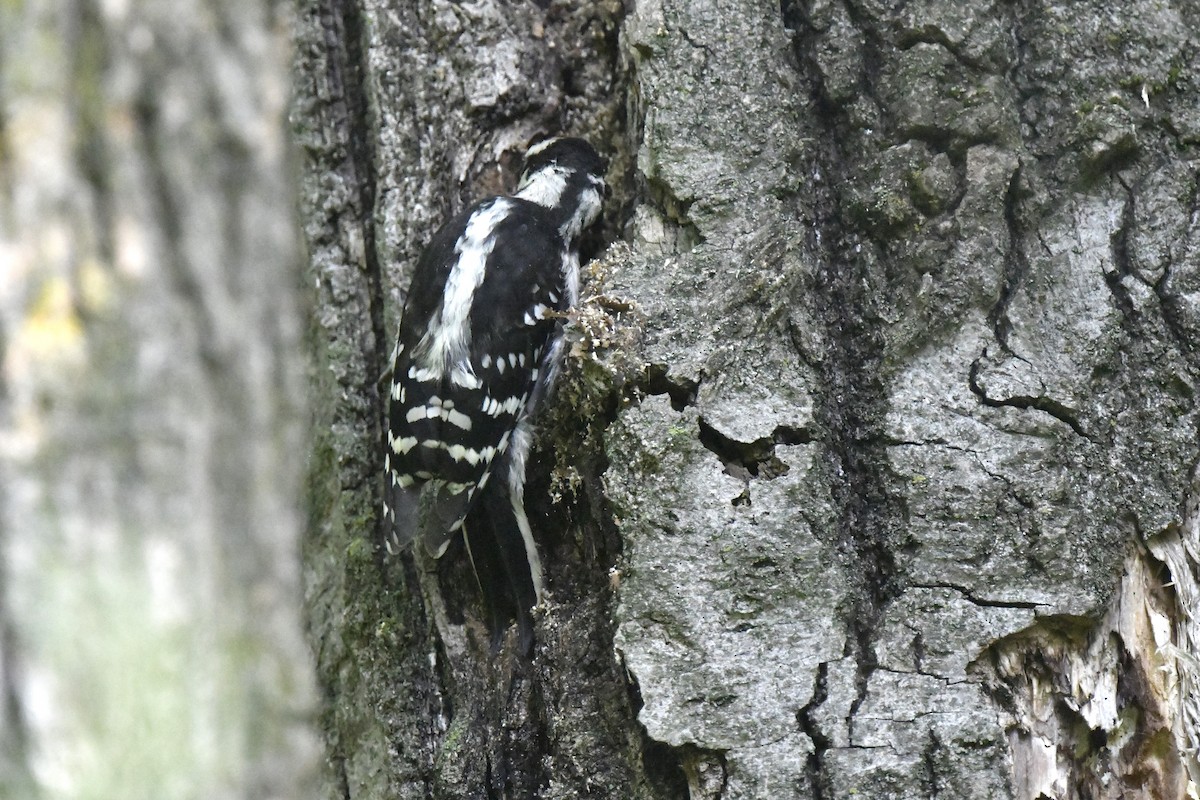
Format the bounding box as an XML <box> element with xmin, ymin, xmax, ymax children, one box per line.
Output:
<box><xmin>416</xmin><ymin>199</ymin><xmax>511</xmax><ymax>380</ymax></box>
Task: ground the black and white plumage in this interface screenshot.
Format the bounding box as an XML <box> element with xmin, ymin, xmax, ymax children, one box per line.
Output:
<box><xmin>384</xmin><ymin>137</ymin><xmax>605</xmax><ymax>636</ymax></box>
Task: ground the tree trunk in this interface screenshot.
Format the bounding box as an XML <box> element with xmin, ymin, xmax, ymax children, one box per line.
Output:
<box><xmin>0</xmin><ymin>1</ymin><xmax>321</xmax><ymax>797</ymax></box>
<box><xmin>296</xmin><ymin>0</ymin><xmax>1200</xmax><ymax>797</ymax></box>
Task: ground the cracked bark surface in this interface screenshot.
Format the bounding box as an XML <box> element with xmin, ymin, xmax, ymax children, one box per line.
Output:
<box><xmin>297</xmin><ymin>0</ymin><xmax>1200</xmax><ymax>797</ymax></box>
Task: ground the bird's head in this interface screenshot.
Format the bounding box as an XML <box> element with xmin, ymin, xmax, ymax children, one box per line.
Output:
<box><xmin>515</xmin><ymin>137</ymin><xmax>607</xmax><ymax>240</ymax></box>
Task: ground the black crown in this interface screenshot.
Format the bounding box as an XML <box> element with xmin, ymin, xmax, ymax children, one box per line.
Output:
<box><xmin>522</xmin><ymin>137</ymin><xmax>606</xmax><ymax>181</ymax></box>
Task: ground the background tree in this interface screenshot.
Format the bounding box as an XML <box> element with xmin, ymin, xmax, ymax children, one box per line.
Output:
<box><xmin>0</xmin><ymin>0</ymin><xmax>320</xmax><ymax>797</ymax></box>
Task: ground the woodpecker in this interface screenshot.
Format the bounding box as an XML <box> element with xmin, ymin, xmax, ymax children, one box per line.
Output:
<box><xmin>384</xmin><ymin>137</ymin><xmax>606</xmax><ymax>640</ymax></box>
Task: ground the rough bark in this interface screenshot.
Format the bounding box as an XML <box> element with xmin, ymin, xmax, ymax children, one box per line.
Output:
<box><xmin>296</xmin><ymin>0</ymin><xmax>1200</xmax><ymax>797</ymax></box>
<box><xmin>0</xmin><ymin>1</ymin><xmax>320</xmax><ymax>796</ymax></box>
<box><xmin>293</xmin><ymin>1</ymin><xmax>664</xmax><ymax>796</ymax></box>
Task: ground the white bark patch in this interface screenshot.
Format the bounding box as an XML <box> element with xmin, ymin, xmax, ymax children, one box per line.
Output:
<box><xmin>1148</xmin><ymin>467</ymin><xmax>1200</xmax><ymax>791</ymax></box>
<box><xmin>981</xmin><ymin>545</ymin><xmax>1198</xmax><ymax>799</ymax></box>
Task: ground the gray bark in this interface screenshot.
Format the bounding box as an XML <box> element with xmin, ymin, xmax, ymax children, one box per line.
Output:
<box><xmin>0</xmin><ymin>1</ymin><xmax>321</xmax><ymax>797</ymax></box>
<box><xmin>296</xmin><ymin>0</ymin><xmax>1200</xmax><ymax>797</ymax></box>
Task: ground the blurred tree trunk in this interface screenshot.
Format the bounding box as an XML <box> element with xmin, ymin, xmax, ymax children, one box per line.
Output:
<box><xmin>296</xmin><ymin>0</ymin><xmax>1200</xmax><ymax>798</ymax></box>
<box><xmin>0</xmin><ymin>0</ymin><xmax>321</xmax><ymax>797</ymax></box>
<box><xmin>0</xmin><ymin>363</ymin><xmax>36</xmax><ymax>800</ymax></box>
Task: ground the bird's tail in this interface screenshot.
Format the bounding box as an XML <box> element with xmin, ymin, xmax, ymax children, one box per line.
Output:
<box><xmin>462</xmin><ymin>481</ymin><xmax>545</xmax><ymax>652</ymax></box>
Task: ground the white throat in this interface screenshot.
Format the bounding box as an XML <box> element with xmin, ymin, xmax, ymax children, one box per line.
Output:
<box><xmin>514</xmin><ymin>165</ymin><xmax>570</xmax><ymax>208</ymax></box>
